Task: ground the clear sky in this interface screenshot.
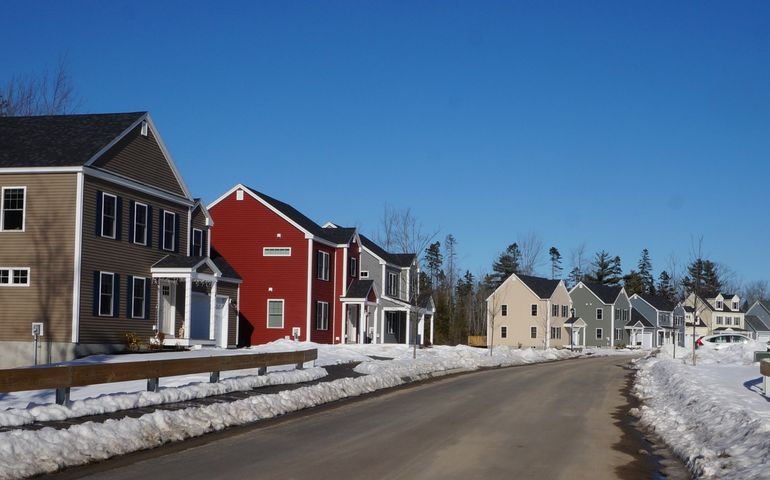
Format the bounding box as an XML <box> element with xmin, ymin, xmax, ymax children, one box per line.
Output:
<box><xmin>3</xmin><ymin>1</ymin><xmax>769</xmax><ymax>285</ymax></box>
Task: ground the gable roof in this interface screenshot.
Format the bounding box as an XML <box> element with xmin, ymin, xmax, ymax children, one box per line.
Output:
<box><xmin>626</xmin><ymin>307</ymin><xmax>654</xmax><ymax>328</ymax></box>
<box><xmin>517</xmin><ymin>274</ymin><xmax>561</xmax><ymax>299</ymax></box>
<box><xmin>757</xmin><ymin>301</ymin><xmax>770</xmax><ymax>315</ymax></box>
<box><xmin>636</xmin><ymin>294</ymin><xmax>676</xmax><ymax>312</ymax></box>
<box><xmin>359</xmin><ymin>234</ymin><xmax>415</xmax><ymax>268</ymax></box>
<box><xmin>745</xmin><ymin>315</ymin><xmax>770</xmax><ymax>333</ymax></box>
<box><xmin>580</xmin><ymin>282</ymin><xmax>623</xmax><ymax>304</ymax></box>
<box><xmin>343</xmin><ymin>279</ymin><xmax>375</xmax><ymax>299</ymax></box>
<box><xmin>0</xmin><ymin>112</ymin><xmax>146</xmax><ymax>167</ymax></box>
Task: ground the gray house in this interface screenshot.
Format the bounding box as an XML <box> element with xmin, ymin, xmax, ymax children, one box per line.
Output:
<box><xmin>568</xmin><ymin>282</ymin><xmax>630</xmax><ymax>348</ymax></box>
<box><xmin>629</xmin><ymin>294</ymin><xmax>683</xmax><ymax>348</ymax></box>
<box><xmin>626</xmin><ymin>307</ymin><xmax>656</xmax><ymax>348</ymax></box>
<box><xmin>746</xmin><ymin>301</ymin><xmax>770</xmax><ymax>342</ymax></box>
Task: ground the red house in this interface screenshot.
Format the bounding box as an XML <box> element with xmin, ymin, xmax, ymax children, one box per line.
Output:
<box><xmin>208</xmin><ymin>185</ymin><xmax>374</xmax><ymax>345</ymax></box>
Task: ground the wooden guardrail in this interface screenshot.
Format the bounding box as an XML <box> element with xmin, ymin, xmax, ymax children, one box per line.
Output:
<box><xmin>467</xmin><ymin>336</ymin><xmax>487</xmax><ymax>347</ymax></box>
<box><xmin>0</xmin><ymin>349</ymin><xmax>318</xmax><ymax>405</ymax></box>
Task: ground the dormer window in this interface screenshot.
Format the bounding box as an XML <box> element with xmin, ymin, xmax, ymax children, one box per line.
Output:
<box><xmin>715</xmin><ymin>300</ymin><xmax>723</xmax><ymax>310</ymax></box>
<box><xmin>732</xmin><ymin>301</ymin><xmax>738</xmax><ymax>311</ymax></box>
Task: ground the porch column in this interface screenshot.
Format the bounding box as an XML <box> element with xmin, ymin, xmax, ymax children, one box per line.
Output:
<box><xmin>405</xmin><ymin>310</ymin><xmax>411</xmax><ymax>345</ymax></box>
<box><xmin>359</xmin><ymin>303</ymin><xmax>366</xmax><ymax>344</ymax></box>
<box><xmin>419</xmin><ymin>313</ymin><xmax>425</xmax><ymax>345</ymax></box>
<box><xmin>184</xmin><ymin>277</ymin><xmax>192</xmax><ymax>339</ymax></box>
<box><xmin>582</xmin><ymin>327</ymin><xmax>586</xmax><ymax>348</ymax></box>
<box><xmin>381</xmin><ymin>309</ymin><xmax>386</xmax><ymax>344</ymax></box>
<box><xmin>209</xmin><ymin>281</ymin><xmax>217</xmax><ymax>342</ymax></box>
<box><xmin>341</xmin><ymin>303</ymin><xmax>347</xmax><ymax>344</ymax></box>
<box><xmin>430</xmin><ymin>314</ymin><xmax>434</xmax><ymax>344</ymax></box>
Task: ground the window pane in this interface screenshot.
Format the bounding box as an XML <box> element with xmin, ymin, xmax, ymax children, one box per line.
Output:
<box><xmin>2</xmin><ymin>188</ymin><xmax>24</xmax><ymax>230</ymax></box>
<box><xmin>268</xmin><ymin>301</ymin><xmax>283</xmax><ymax>328</ymax></box>
<box><xmin>12</xmin><ymin>269</ymin><xmax>28</xmax><ymax>285</ymax></box>
<box><xmin>99</xmin><ymin>273</ymin><xmax>113</xmax><ymax>315</ymax></box>
<box><xmin>163</xmin><ymin>212</ymin><xmax>175</xmax><ymax>250</ymax></box>
<box><xmin>102</xmin><ymin>195</ymin><xmax>116</xmax><ymax>237</ymax></box>
<box><xmin>134</xmin><ymin>204</ymin><xmax>147</xmax><ymax>244</ymax></box>
<box><xmin>133</xmin><ymin>278</ymin><xmax>145</xmax><ymax>317</ymax></box>
<box><xmin>0</xmin><ymin>269</ymin><xmax>8</xmax><ymax>284</ymax></box>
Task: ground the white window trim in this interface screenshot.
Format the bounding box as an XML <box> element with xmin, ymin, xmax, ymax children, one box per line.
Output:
<box><xmin>192</xmin><ymin>228</ymin><xmax>203</xmax><ymax>256</ymax></box>
<box><xmin>531</xmin><ymin>304</ymin><xmax>538</xmax><ymax>316</ymax></box>
<box><xmin>350</xmin><ymin>258</ymin><xmax>357</xmax><ymax>277</ymax></box>
<box><xmin>267</xmin><ymin>299</ymin><xmax>285</xmax><ymax>329</ymax></box>
<box><xmin>596</xmin><ymin>308</ymin><xmax>603</xmax><ymax>320</ymax></box>
<box><xmin>133</xmin><ymin>201</ymin><xmax>148</xmax><ymax>245</ymax></box>
<box><xmin>596</xmin><ymin>328</ymin><xmax>603</xmax><ymax>340</ymax></box>
<box><xmin>530</xmin><ymin>326</ymin><xmax>537</xmax><ymax>339</ymax></box>
<box><xmin>131</xmin><ymin>276</ymin><xmax>146</xmax><ymax>319</ymax></box>
<box><xmin>317</xmin><ymin>251</ymin><xmax>330</xmax><ymax>281</ymax></box>
<box><xmin>360</xmin><ymin>270</ymin><xmax>369</xmax><ymax>278</ymax></box>
<box><xmin>162</xmin><ymin>211</ymin><xmax>176</xmax><ymax>251</ymax></box>
<box><xmin>101</xmin><ymin>192</ymin><xmax>118</xmax><ymax>239</ymax></box>
<box><xmin>316</xmin><ymin>301</ymin><xmax>329</xmax><ymax>330</ymax></box>
<box><xmin>387</xmin><ymin>272</ymin><xmax>399</xmax><ymax>297</ymax></box>
<box><xmin>501</xmin><ymin>304</ymin><xmax>508</xmax><ymax>316</ymax></box>
<box><xmin>0</xmin><ymin>186</ymin><xmax>27</xmax><ymax>232</ymax></box>
<box><xmin>0</xmin><ymin>267</ymin><xmax>30</xmax><ymax>287</ymax></box>
<box><xmin>98</xmin><ymin>272</ymin><xmax>115</xmax><ymax>317</ymax></box>
<box><xmin>615</xmin><ymin>328</ymin><xmax>624</xmax><ymax>340</ymax></box>
<box><xmin>501</xmin><ymin>326</ymin><xmax>507</xmax><ymax>338</ymax></box>
<box><xmin>263</xmin><ymin>247</ymin><xmax>292</xmax><ymax>257</ymax></box>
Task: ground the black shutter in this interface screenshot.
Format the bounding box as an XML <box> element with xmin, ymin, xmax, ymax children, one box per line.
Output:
<box><xmin>128</xmin><ymin>201</ymin><xmax>135</xmax><ymax>244</ymax></box>
<box><xmin>113</xmin><ymin>273</ymin><xmax>120</xmax><ymax>318</ymax></box>
<box><xmin>144</xmin><ymin>280</ymin><xmax>151</xmax><ymax>319</ymax></box>
<box><xmin>158</xmin><ymin>209</ymin><xmax>165</xmax><ymax>251</ymax></box>
<box><xmin>93</xmin><ymin>271</ymin><xmax>100</xmax><ymax>316</ymax></box>
<box><xmin>146</xmin><ymin>206</ymin><xmax>153</xmax><ymax>248</ymax></box>
<box><xmin>174</xmin><ymin>213</ymin><xmax>180</xmax><ymax>253</ymax></box>
<box><xmin>115</xmin><ymin>197</ymin><xmax>123</xmax><ymax>241</ymax></box>
<box><xmin>95</xmin><ymin>191</ymin><xmax>103</xmax><ymax>236</ymax></box>
<box><xmin>126</xmin><ymin>275</ymin><xmax>133</xmax><ymax>317</ymax></box>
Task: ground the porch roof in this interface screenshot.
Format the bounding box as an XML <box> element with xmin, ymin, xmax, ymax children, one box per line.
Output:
<box><xmin>152</xmin><ymin>255</ymin><xmax>241</xmax><ymax>282</ymax></box>
<box><xmin>342</xmin><ymin>279</ymin><xmax>376</xmax><ymax>300</ymax></box>
<box><xmin>564</xmin><ymin>316</ymin><xmax>586</xmax><ymax>327</ymax></box>
<box><xmin>626</xmin><ymin>308</ymin><xmax>654</xmax><ymax>328</ymax></box>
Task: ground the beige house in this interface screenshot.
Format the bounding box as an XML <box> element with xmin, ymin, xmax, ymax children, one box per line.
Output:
<box><xmin>487</xmin><ymin>273</ymin><xmax>572</xmax><ymax>349</ymax></box>
<box><xmin>684</xmin><ymin>292</ymin><xmax>746</xmax><ymax>335</ymax></box>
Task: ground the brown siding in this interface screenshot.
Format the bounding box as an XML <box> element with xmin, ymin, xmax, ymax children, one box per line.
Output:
<box><xmin>190</xmin><ymin>207</ymin><xmax>208</xmax><ymax>256</ymax></box>
<box><xmin>0</xmin><ymin>173</ymin><xmax>77</xmax><ymax>342</ymax></box>
<box><xmin>217</xmin><ymin>281</ymin><xmax>239</xmax><ymax>346</ymax></box>
<box><xmin>79</xmin><ymin>175</ymin><xmax>190</xmax><ymax>344</ymax></box>
<box><xmin>93</xmin><ymin>124</ymin><xmax>186</xmax><ymax>197</ymax></box>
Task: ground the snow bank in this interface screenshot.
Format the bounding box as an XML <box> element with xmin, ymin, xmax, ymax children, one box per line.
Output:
<box><xmin>633</xmin><ymin>343</ymin><xmax>770</xmax><ymax>478</ymax></box>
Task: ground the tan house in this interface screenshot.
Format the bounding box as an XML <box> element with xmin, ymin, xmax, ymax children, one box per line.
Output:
<box><xmin>0</xmin><ymin>112</ymin><xmax>241</xmax><ymax>368</ymax></box>
<box><xmin>683</xmin><ymin>292</ymin><xmax>746</xmax><ymax>336</ymax></box>
<box><xmin>486</xmin><ymin>273</ymin><xmax>572</xmax><ymax>349</ymax></box>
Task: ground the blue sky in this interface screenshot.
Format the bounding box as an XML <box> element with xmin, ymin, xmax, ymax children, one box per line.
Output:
<box><xmin>3</xmin><ymin>1</ymin><xmax>769</xmax><ymax>285</ymax></box>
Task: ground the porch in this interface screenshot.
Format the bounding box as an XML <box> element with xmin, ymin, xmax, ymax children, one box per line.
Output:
<box><xmin>564</xmin><ymin>317</ymin><xmax>587</xmax><ymax>349</ymax></box>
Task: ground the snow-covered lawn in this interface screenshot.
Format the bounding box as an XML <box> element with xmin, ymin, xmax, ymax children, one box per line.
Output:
<box><xmin>633</xmin><ymin>342</ymin><xmax>770</xmax><ymax>479</ymax></box>
<box><xmin>0</xmin><ymin>342</ymin><xmax>633</xmax><ymax>479</ymax></box>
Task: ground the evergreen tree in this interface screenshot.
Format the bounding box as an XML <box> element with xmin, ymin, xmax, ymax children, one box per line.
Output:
<box><xmin>683</xmin><ymin>258</ymin><xmax>722</xmax><ymax>297</ymax></box>
<box><xmin>567</xmin><ymin>267</ymin><xmax>583</xmax><ymax>287</ymax></box>
<box><xmin>549</xmin><ymin>246</ymin><xmax>563</xmax><ymax>280</ymax></box>
<box><xmin>424</xmin><ymin>241</ymin><xmax>443</xmax><ymax>291</ymax></box>
<box><xmin>637</xmin><ymin>249</ymin><xmax>655</xmax><ymax>295</ymax></box>
<box><xmin>657</xmin><ymin>271</ymin><xmax>675</xmax><ymax>302</ymax></box>
<box><xmin>623</xmin><ymin>270</ymin><xmax>645</xmax><ymax>296</ymax></box>
<box><xmin>585</xmin><ymin>251</ymin><xmax>623</xmax><ymax>285</ymax></box>
<box><xmin>491</xmin><ymin>243</ymin><xmax>522</xmax><ymax>286</ymax></box>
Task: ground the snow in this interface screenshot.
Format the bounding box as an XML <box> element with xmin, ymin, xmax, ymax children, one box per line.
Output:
<box><xmin>633</xmin><ymin>341</ymin><xmax>770</xmax><ymax>479</ymax></box>
<box><xmin>0</xmin><ymin>342</ymin><xmax>634</xmax><ymax>479</ymax></box>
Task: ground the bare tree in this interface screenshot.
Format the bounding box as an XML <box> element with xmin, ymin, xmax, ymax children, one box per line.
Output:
<box><xmin>486</xmin><ymin>286</ymin><xmax>502</xmax><ymax>356</ymax></box>
<box><xmin>569</xmin><ymin>242</ymin><xmax>587</xmax><ymax>279</ymax></box>
<box><xmin>0</xmin><ymin>58</ymin><xmax>81</xmax><ymax>116</ymax></box>
<box><xmin>518</xmin><ymin>232</ymin><xmax>544</xmax><ymax>276</ymax></box>
<box><xmin>376</xmin><ymin>204</ymin><xmax>437</xmax><ymax>256</ymax></box>
<box><xmin>742</xmin><ymin>280</ymin><xmax>770</xmax><ymax>306</ymax></box>
<box><xmin>716</xmin><ymin>263</ymin><xmax>741</xmax><ymax>295</ymax></box>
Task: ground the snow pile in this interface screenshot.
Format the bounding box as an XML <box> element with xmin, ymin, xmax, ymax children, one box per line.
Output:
<box><xmin>633</xmin><ymin>345</ymin><xmax>770</xmax><ymax>478</ymax></box>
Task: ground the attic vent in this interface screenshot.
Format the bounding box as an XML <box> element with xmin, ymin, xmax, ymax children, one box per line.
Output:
<box><xmin>140</xmin><ymin>121</ymin><xmax>148</xmax><ymax>137</ymax></box>
<box><xmin>236</xmin><ymin>190</ymin><xmax>244</xmax><ymax>201</ymax></box>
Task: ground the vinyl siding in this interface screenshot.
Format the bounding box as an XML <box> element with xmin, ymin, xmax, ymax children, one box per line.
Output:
<box><xmin>190</xmin><ymin>207</ymin><xmax>208</xmax><ymax>256</ymax></box>
<box><xmin>569</xmin><ymin>284</ymin><xmax>614</xmax><ymax>347</ymax></box>
<box><xmin>0</xmin><ymin>173</ymin><xmax>77</xmax><ymax>342</ymax></box>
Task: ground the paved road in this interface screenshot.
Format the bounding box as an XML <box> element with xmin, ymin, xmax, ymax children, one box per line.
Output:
<box><xmin>67</xmin><ymin>356</ymin><xmax>654</xmax><ymax>480</ymax></box>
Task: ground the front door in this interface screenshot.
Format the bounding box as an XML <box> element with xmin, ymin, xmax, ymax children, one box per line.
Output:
<box><xmin>159</xmin><ymin>283</ymin><xmax>176</xmax><ymax>337</ymax></box>
<box><xmin>347</xmin><ymin>305</ymin><xmax>358</xmax><ymax>344</ymax></box>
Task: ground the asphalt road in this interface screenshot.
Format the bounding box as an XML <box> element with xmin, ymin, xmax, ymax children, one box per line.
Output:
<box><xmin>66</xmin><ymin>356</ymin><xmax>656</xmax><ymax>480</ymax></box>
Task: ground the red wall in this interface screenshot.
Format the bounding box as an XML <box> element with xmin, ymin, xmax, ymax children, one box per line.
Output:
<box><xmin>311</xmin><ymin>242</ymin><xmax>336</xmax><ymax>344</ymax></box>
<box><xmin>210</xmin><ymin>190</ymin><xmax>309</xmax><ymax>346</ymax></box>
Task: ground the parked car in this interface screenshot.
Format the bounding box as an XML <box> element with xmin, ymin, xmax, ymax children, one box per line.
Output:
<box><xmin>695</xmin><ymin>334</ymin><xmax>751</xmax><ymax>349</ymax></box>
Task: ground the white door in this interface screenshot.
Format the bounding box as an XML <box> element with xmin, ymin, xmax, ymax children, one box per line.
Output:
<box><xmin>159</xmin><ymin>283</ymin><xmax>176</xmax><ymax>336</ymax></box>
<box><xmin>214</xmin><ymin>296</ymin><xmax>228</xmax><ymax>348</ymax></box>
<box><xmin>347</xmin><ymin>305</ymin><xmax>358</xmax><ymax>344</ymax></box>
<box><xmin>642</xmin><ymin>331</ymin><xmax>654</xmax><ymax>349</ymax></box>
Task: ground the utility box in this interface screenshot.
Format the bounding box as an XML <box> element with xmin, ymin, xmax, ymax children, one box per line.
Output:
<box><xmin>291</xmin><ymin>327</ymin><xmax>301</xmax><ymax>340</ymax></box>
<box><xmin>31</xmin><ymin>323</ymin><xmax>44</xmax><ymax>337</ymax></box>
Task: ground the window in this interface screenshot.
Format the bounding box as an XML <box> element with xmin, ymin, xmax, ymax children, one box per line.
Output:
<box><xmin>131</xmin><ymin>277</ymin><xmax>146</xmax><ymax>319</ymax></box>
<box><xmin>387</xmin><ymin>272</ymin><xmax>399</xmax><ymax>297</ymax></box>
<box><xmin>562</xmin><ymin>305</ymin><xmax>569</xmax><ymax>317</ymax></box>
<box><xmin>386</xmin><ymin>312</ymin><xmax>396</xmax><ymax>334</ymax></box>
<box><xmin>716</xmin><ymin>300</ymin><xmax>723</xmax><ymax>310</ymax></box>
<box><xmin>101</xmin><ymin>193</ymin><xmax>117</xmax><ymax>239</ymax></box>
<box><xmin>316</xmin><ymin>301</ymin><xmax>329</xmax><ymax>330</ymax></box>
<box><xmin>550</xmin><ymin>327</ymin><xmax>561</xmax><ymax>340</ymax></box>
<box><xmin>596</xmin><ymin>308</ymin><xmax>603</xmax><ymax>320</ymax></box>
<box><xmin>622</xmin><ymin>309</ymin><xmax>628</xmax><ymax>321</ymax></box>
<box><xmin>725</xmin><ymin>317</ymin><xmax>732</xmax><ymax>326</ymax></box>
<box><xmin>192</xmin><ymin>228</ymin><xmax>203</xmax><ymax>256</ymax></box>
<box><xmin>530</xmin><ymin>326</ymin><xmax>537</xmax><ymax>339</ymax></box>
<box><xmin>350</xmin><ymin>258</ymin><xmax>357</xmax><ymax>277</ymax></box>
<box><xmin>99</xmin><ymin>272</ymin><xmax>115</xmax><ymax>317</ymax></box>
<box><xmin>162</xmin><ymin>211</ymin><xmax>176</xmax><ymax>251</ymax></box>
<box><xmin>501</xmin><ymin>304</ymin><xmax>508</xmax><ymax>316</ymax></box>
<box><xmin>551</xmin><ymin>304</ymin><xmax>558</xmax><ymax>316</ymax></box>
<box><xmin>596</xmin><ymin>328</ymin><xmax>603</xmax><ymax>340</ymax></box>
<box><xmin>263</xmin><ymin>247</ymin><xmax>291</xmax><ymax>256</ymax></box>
<box><xmin>732</xmin><ymin>301</ymin><xmax>739</xmax><ymax>311</ymax></box>
<box><xmin>236</xmin><ymin>189</ymin><xmax>244</xmax><ymax>201</ymax></box>
<box><xmin>0</xmin><ymin>267</ymin><xmax>30</xmax><ymax>286</ymax></box>
<box><xmin>267</xmin><ymin>300</ymin><xmax>284</xmax><ymax>328</ymax></box>
<box><xmin>501</xmin><ymin>326</ymin><xmax>507</xmax><ymax>338</ymax></box>
<box><xmin>133</xmin><ymin>202</ymin><xmax>148</xmax><ymax>245</ymax></box>
<box><xmin>360</xmin><ymin>270</ymin><xmax>369</xmax><ymax>279</ymax></box>
<box><xmin>615</xmin><ymin>328</ymin><xmax>624</xmax><ymax>340</ymax></box>
<box><xmin>1</xmin><ymin>187</ymin><xmax>25</xmax><ymax>231</ymax></box>
<box><xmin>716</xmin><ymin>316</ymin><xmax>723</xmax><ymax>325</ymax></box>
<box><xmin>317</xmin><ymin>251</ymin><xmax>330</xmax><ymax>281</ymax></box>
<box><xmin>531</xmin><ymin>304</ymin><xmax>538</xmax><ymax>316</ymax></box>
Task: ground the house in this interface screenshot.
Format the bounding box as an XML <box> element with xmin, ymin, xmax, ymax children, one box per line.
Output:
<box><xmin>683</xmin><ymin>305</ymin><xmax>708</xmax><ymax>347</ymax></box>
<box><xmin>0</xmin><ymin>113</ymin><xmax>241</xmax><ymax>367</ymax></box>
<box><xmin>629</xmin><ymin>294</ymin><xmax>684</xmax><ymax>348</ymax></box>
<box><xmin>684</xmin><ymin>292</ymin><xmax>747</xmax><ymax>335</ymax></box>
<box><xmin>568</xmin><ymin>282</ymin><xmax>630</xmax><ymax>348</ymax></box>
<box><xmin>358</xmin><ymin>233</ymin><xmax>435</xmax><ymax>345</ymax></box>
<box><xmin>745</xmin><ymin>301</ymin><xmax>770</xmax><ymax>342</ymax></box>
<box><xmin>625</xmin><ymin>308</ymin><xmax>656</xmax><ymax>349</ymax></box>
<box><xmin>486</xmin><ymin>273</ymin><xmax>572</xmax><ymax>349</ymax></box>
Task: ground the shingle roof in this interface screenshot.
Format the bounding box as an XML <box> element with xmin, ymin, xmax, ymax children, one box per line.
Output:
<box><xmin>626</xmin><ymin>307</ymin><xmax>654</xmax><ymax>328</ymax></box>
<box><xmin>359</xmin><ymin>234</ymin><xmax>415</xmax><ymax>268</ymax></box>
<box><xmin>637</xmin><ymin>294</ymin><xmax>676</xmax><ymax>312</ymax></box>
<box><xmin>581</xmin><ymin>282</ymin><xmax>622</xmax><ymax>304</ymax></box>
<box><xmin>343</xmin><ymin>279</ymin><xmax>375</xmax><ymax>299</ymax></box>
<box><xmin>745</xmin><ymin>315</ymin><xmax>770</xmax><ymax>333</ymax></box>
<box><xmin>242</xmin><ymin>187</ymin><xmax>355</xmax><ymax>245</ymax></box>
<box><xmin>151</xmin><ymin>255</ymin><xmax>241</xmax><ymax>280</ymax></box>
<box><xmin>518</xmin><ymin>274</ymin><xmax>561</xmax><ymax>299</ymax></box>
<box><xmin>417</xmin><ymin>292</ymin><xmax>435</xmax><ymax>310</ymax></box>
<box><xmin>0</xmin><ymin>112</ymin><xmax>145</xmax><ymax>167</ymax></box>
<box><xmin>213</xmin><ymin>257</ymin><xmax>241</xmax><ymax>280</ymax></box>
<box><xmin>759</xmin><ymin>301</ymin><xmax>770</xmax><ymax>314</ymax></box>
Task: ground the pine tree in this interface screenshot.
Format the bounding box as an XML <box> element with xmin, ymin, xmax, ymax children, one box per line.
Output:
<box><xmin>568</xmin><ymin>267</ymin><xmax>583</xmax><ymax>287</ymax></box>
<box><xmin>585</xmin><ymin>251</ymin><xmax>622</xmax><ymax>285</ymax></box>
<box><xmin>549</xmin><ymin>247</ymin><xmax>563</xmax><ymax>280</ymax></box>
<box><xmin>492</xmin><ymin>243</ymin><xmax>522</xmax><ymax>286</ymax></box>
<box><xmin>657</xmin><ymin>271</ymin><xmax>675</xmax><ymax>301</ymax></box>
<box><xmin>424</xmin><ymin>241</ymin><xmax>443</xmax><ymax>291</ymax></box>
<box><xmin>683</xmin><ymin>258</ymin><xmax>722</xmax><ymax>297</ymax></box>
<box><xmin>623</xmin><ymin>270</ymin><xmax>645</xmax><ymax>296</ymax></box>
<box><xmin>637</xmin><ymin>249</ymin><xmax>655</xmax><ymax>295</ymax></box>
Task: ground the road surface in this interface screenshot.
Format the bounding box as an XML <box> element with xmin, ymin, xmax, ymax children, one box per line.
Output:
<box><xmin>60</xmin><ymin>355</ymin><xmax>661</xmax><ymax>480</ymax></box>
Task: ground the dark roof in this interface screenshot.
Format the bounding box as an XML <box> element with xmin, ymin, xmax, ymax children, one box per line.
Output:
<box><xmin>626</xmin><ymin>308</ymin><xmax>654</xmax><ymax>328</ymax></box>
<box><xmin>242</xmin><ymin>187</ymin><xmax>355</xmax><ymax>245</ymax></box>
<box><xmin>758</xmin><ymin>301</ymin><xmax>770</xmax><ymax>314</ymax></box>
<box><xmin>518</xmin><ymin>274</ymin><xmax>561</xmax><ymax>299</ymax></box>
<box><xmin>684</xmin><ymin>305</ymin><xmax>696</xmax><ymax>313</ymax></box>
<box><xmin>417</xmin><ymin>291</ymin><xmax>434</xmax><ymax>310</ymax></box>
<box><xmin>637</xmin><ymin>294</ymin><xmax>676</xmax><ymax>312</ymax></box>
<box><xmin>564</xmin><ymin>316</ymin><xmax>583</xmax><ymax>325</ymax></box>
<box><xmin>151</xmin><ymin>255</ymin><xmax>241</xmax><ymax>280</ymax></box>
<box><xmin>343</xmin><ymin>279</ymin><xmax>375</xmax><ymax>299</ymax></box>
<box><xmin>686</xmin><ymin>317</ymin><xmax>707</xmax><ymax>327</ymax></box>
<box><xmin>359</xmin><ymin>234</ymin><xmax>415</xmax><ymax>268</ymax></box>
<box><xmin>581</xmin><ymin>282</ymin><xmax>622</xmax><ymax>304</ymax></box>
<box><xmin>0</xmin><ymin>112</ymin><xmax>145</xmax><ymax>167</ymax></box>
<box><xmin>745</xmin><ymin>315</ymin><xmax>770</xmax><ymax>332</ymax></box>
<box><xmin>721</xmin><ymin>293</ymin><xmax>737</xmax><ymax>299</ymax></box>
<box><xmin>213</xmin><ymin>257</ymin><xmax>241</xmax><ymax>280</ymax></box>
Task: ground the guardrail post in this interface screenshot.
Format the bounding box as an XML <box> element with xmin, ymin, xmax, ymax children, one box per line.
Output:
<box><xmin>55</xmin><ymin>387</ymin><xmax>70</xmax><ymax>406</ymax></box>
<box><xmin>765</xmin><ymin>376</ymin><xmax>769</xmax><ymax>396</ymax></box>
<box><xmin>258</xmin><ymin>367</ymin><xmax>266</xmax><ymax>375</ymax></box>
<box><xmin>296</xmin><ymin>361</ymin><xmax>304</xmax><ymax>370</ymax></box>
<box><xmin>210</xmin><ymin>371</ymin><xmax>220</xmax><ymax>383</ymax></box>
<box><xmin>147</xmin><ymin>378</ymin><xmax>160</xmax><ymax>392</ymax></box>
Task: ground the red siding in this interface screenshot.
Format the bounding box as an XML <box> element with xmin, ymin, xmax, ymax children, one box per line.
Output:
<box><xmin>209</xmin><ymin>190</ymin><xmax>309</xmax><ymax>346</ymax></box>
<box><xmin>311</xmin><ymin>242</ymin><xmax>336</xmax><ymax>344</ymax></box>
